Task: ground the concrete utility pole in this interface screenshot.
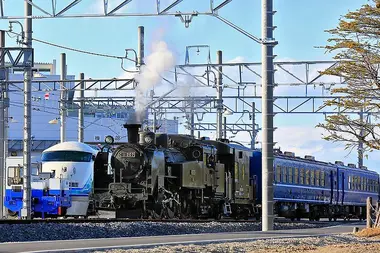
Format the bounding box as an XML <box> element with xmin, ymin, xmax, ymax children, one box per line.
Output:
<box><xmin>0</xmin><ymin>30</ymin><xmax>5</xmax><ymax>219</ymax></box>
<box><xmin>137</xmin><ymin>26</ymin><xmax>144</xmax><ymax>67</ymax></box>
<box><xmin>251</xmin><ymin>102</ymin><xmax>256</xmax><ymax>149</ymax></box>
<box><xmin>261</xmin><ymin>0</ymin><xmax>276</xmax><ymax>231</ymax></box>
<box><xmin>358</xmin><ymin>109</ymin><xmax>364</xmax><ymax>168</ymax></box>
<box><xmin>216</xmin><ymin>50</ymin><xmax>223</xmax><ymax>140</ymax></box>
<box><xmin>3</xmin><ymin>51</ymin><xmax>8</xmax><ymax>219</ymax></box>
<box><xmin>21</xmin><ymin>0</ymin><xmax>33</xmax><ymax>219</ymax></box>
<box><xmin>78</xmin><ymin>73</ymin><xmax>84</xmax><ymax>142</ymax></box>
<box><xmin>60</xmin><ymin>53</ymin><xmax>67</xmax><ymax>143</ymax></box>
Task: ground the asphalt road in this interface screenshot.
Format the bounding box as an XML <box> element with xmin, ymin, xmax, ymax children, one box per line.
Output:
<box><xmin>0</xmin><ymin>223</ymin><xmax>364</xmax><ymax>253</ymax></box>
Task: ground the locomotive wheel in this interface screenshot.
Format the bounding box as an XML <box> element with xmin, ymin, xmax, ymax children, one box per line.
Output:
<box><xmin>7</xmin><ymin>209</ymin><xmax>18</xmax><ymax>217</ymax></box>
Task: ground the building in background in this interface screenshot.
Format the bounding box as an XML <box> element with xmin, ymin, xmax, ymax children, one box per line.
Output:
<box><xmin>7</xmin><ymin>61</ymin><xmax>179</xmax><ymax>157</ymax></box>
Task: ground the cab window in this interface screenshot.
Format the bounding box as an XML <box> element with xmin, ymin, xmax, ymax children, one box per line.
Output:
<box><xmin>41</xmin><ymin>151</ymin><xmax>93</xmax><ymax>162</ymax></box>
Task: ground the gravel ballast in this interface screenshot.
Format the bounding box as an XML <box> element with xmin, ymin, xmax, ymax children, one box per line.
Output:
<box><xmin>0</xmin><ymin>221</ymin><xmax>331</xmax><ymax>243</ymax></box>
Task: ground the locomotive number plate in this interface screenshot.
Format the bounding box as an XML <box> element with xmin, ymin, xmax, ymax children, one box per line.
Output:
<box><xmin>122</xmin><ymin>152</ymin><xmax>136</xmax><ymax>158</ymax></box>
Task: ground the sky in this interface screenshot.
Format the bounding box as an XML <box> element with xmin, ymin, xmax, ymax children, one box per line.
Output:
<box><xmin>2</xmin><ymin>0</ymin><xmax>380</xmax><ymax>172</ymax></box>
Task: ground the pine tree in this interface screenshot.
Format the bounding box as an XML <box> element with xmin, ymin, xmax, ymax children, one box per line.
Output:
<box><xmin>317</xmin><ymin>0</ymin><xmax>380</xmax><ymax>155</ymax></box>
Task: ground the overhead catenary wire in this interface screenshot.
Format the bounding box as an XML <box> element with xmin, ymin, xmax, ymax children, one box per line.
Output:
<box><xmin>10</xmin><ymin>102</ymin><xmax>122</xmax><ymax>135</ymax></box>
<box><xmin>4</xmin><ymin>29</ymin><xmax>222</xmax><ymax>87</ymax></box>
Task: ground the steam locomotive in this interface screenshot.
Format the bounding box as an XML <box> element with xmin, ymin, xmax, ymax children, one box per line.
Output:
<box><xmin>93</xmin><ymin>122</ymin><xmax>256</xmax><ymax>219</ymax></box>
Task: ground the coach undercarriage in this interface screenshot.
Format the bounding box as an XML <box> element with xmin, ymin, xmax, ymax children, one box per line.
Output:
<box><xmin>275</xmin><ymin>201</ymin><xmax>366</xmax><ymax>221</ymax></box>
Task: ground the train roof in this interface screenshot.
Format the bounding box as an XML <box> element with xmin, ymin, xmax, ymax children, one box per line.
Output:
<box><xmin>253</xmin><ymin>150</ymin><xmax>379</xmax><ymax>175</ymax></box>
<box><xmin>202</xmin><ymin>139</ymin><xmax>253</xmax><ymax>154</ymax></box>
<box><xmin>43</xmin><ymin>141</ymin><xmax>98</xmax><ymax>154</ymax></box>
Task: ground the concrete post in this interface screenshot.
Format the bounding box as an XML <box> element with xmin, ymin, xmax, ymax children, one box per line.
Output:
<box><xmin>60</xmin><ymin>53</ymin><xmax>67</xmax><ymax>143</ymax></box>
<box><xmin>367</xmin><ymin>197</ymin><xmax>373</xmax><ymax>228</ymax></box>
<box><xmin>21</xmin><ymin>0</ymin><xmax>33</xmax><ymax>219</ymax></box>
<box><xmin>137</xmin><ymin>26</ymin><xmax>144</xmax><ymax>67</ymax></box>
<box><xmin>216</xmin><ymin>50</ymin><xmax>223</xmax><ymax>140</ymax></box>
<box><xmin>78</xmin><ymin>73</ymin><xmax>84</xmax><ymax>142</ymax></box>
<box><xmin>261</xmin><ymin>0</ymin><xmax>275</xmax><ymax>231</ymax></box>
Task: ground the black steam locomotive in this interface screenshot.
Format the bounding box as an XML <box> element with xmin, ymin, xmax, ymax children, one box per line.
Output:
<box><xmin>93</xmin><ymin>123</ymin><xmax>257</xmax><ymax>219</ymax></box>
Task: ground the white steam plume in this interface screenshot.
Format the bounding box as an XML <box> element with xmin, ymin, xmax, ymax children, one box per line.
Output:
<box><xmin>134</xmin><ymin>41</ymin><xmax>175</xmax><ymax>122</ymax></box>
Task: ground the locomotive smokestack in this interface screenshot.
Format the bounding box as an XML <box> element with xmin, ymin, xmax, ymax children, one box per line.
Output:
<box><xmin>123</xmin><ymin>123</ymin><xmax>141</xmax><ymax>144</ymax></box>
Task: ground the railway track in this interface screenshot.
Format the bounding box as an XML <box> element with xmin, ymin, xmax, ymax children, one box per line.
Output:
<box><xmin>0</xmin><ymin>217</ymin><xmax>362</xmax><ymax>225</ymax></box>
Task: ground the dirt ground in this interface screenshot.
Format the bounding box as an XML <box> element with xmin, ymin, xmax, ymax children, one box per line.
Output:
<box><xmin>93</xmin><ymin>228</ymin><xmax>380</xmax><ymax>253</ymax></box>
<box><xmin>247</xmin><ymin>243</ymin><xmax>380</xmax><ymax>253</ymax></box>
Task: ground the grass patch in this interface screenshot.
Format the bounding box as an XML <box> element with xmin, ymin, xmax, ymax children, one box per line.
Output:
<box><xmin>355</xmin><ymin>227</ymin><xmax>380</xmax><ymax>238</ymax></box>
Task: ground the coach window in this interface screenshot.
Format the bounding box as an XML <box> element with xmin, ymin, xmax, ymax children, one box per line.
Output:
<box><xmin>300</xmin><ymin>168</ymin><xmax>305</xmax><ymax>184</ymax></box>
<box><xmin>315</xmin><ymin>170</ymin><xmax>320</xmax><ymax>186</ymax></box>
<box><xmin>288</xmin><ymin>167</ymin><xmax>293</xmax><ymax>183</ymax></box>
<box><xmin>348</xmin><ymin>176</ymin><xmax>352</xmax><ymax>190</ymax></box>
<box><xmin>276</xmin><ymin>165</ymin><xmax>281</xmax><ymax>183</ymax></box>
<box><xmin>364</xmin><ymin>178</ymin><xmax>368</xmax><ymax>191</ymax></box>
<box><xmin>321</xmin><ymin>171</ymin><xmax>325</xmax><ymax>187</ymax></box>
<box><xmin>350</xmin><ymin>175</ymin><xmax>353</xmax><ymax>190</ymax></box>
<box><xmin>306</xmin><ymin>169</ymin><xmax>310</xmax><ymax>185</ymax></box>
<box><xmin>362</xmin><ymin>177</ymin><xmax>365</xmax><ymax>191</ymax></box>
<box><xmin>282</xmin><ymin>166</ymin><xmax>287</xmax><ymax>183</ymax></box>
<box><xmin>294</xmin><ymin>168</ymin><xmax>299</xmax><ymax>184</ymax></box>
<box><xmin>310</xmin><ymin>169</ymin><xmax>315</xmax><ymax>186</ymax></box>
<box><xmin>356</xmin><ymin>176</ymin><xmax>359</xmax><ymax>191</ymax></box>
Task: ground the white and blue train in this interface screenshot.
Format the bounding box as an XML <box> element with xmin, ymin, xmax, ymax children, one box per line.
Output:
<box><xmin>4</xmin><ymin>142</ymin><xmax>100</xmax><ymax>218</ymax></box>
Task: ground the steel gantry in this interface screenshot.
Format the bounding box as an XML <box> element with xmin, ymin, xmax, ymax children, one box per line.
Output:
<box><xmin>6</xmin><ymin>59</ymin><xmax>374</xmax><ymax>136</ymax></box>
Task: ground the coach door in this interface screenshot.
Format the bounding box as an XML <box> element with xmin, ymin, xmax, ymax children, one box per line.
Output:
<box><xmin>330</xmin><ymin>170</ymin><xmax>334</xmax><ymax>204</ymax></box>
<box><xmin>340</xmin><ymin>172</ymin><xmax>345</xmax><ymax>205</ymax></box>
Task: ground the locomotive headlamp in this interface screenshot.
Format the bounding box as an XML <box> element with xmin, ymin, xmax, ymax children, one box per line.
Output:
<box><xmin>144</xmin><ymin>135</ymin><xmax>153</xmax><ymax>144</ymax></box>
<box><xmin>105</xmin><ymin>135</ymin><xmax>115</xmax><ymax>144</ymax></box>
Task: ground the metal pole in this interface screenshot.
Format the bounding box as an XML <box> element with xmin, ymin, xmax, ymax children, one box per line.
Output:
<box><xmin>190</xmin><ymin>98</ymin><xmax>194</xmax><ymax>137</ymax></box>
<box><xmin>223</xmin><ymin>116</ymin><xmax>227</xmax><ymax>138</ymax></box>
<box><xmin>0</xmin><ymin>30</ymin><xmax>5</xmax><ymax>219</ymax></box>
<box><xmin>78</xmin><ymin>73</ymin><xmax>84</xmax><ymax>142</ymax></box>
<box><xmin>251</xmin><ymin>102</ymin><xmax>256</xmax><ymax>149</ymax></box>
<box><xmin>137</xmin><ymin>26</ymin><xmax>144</xmax><ymax>67</ymax></box>
<box><xmin>261</xmin><ymin>0</ymin><xmax>275</xmax><ymax>231</ymax></box>
<box><xmin>152</xmin><ymin>111</ymin><xmax>156</xmax><ymax>133</ymax></box>
<box><xmin>358</xmin><ymin>109</ymin><xmax>364</xmax><ymax>168</ymax></box>
<box><xmin>60</xmin><ymin>53</ymin><xmax>66</xmax><ymax>143</ymax></box>
<box><xmin>21</xmin><ymin>0</ymin><xmax>33</xmax><ymax>220</ymax></box>
<box><xmin>3</xmin><ymin>63</ymin><xmax>8</xmax><ymax>217</ymax></box>
<box><xmin>216</xmin><ymin>50</ymin><xmax>223</xmax><ymax>140</ymax></box>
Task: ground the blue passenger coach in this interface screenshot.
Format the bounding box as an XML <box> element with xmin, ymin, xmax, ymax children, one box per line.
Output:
<box><xmin>250</xmin><ymin>150</ymin><xmax>379</xmax><ymax>221</ymax></box>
